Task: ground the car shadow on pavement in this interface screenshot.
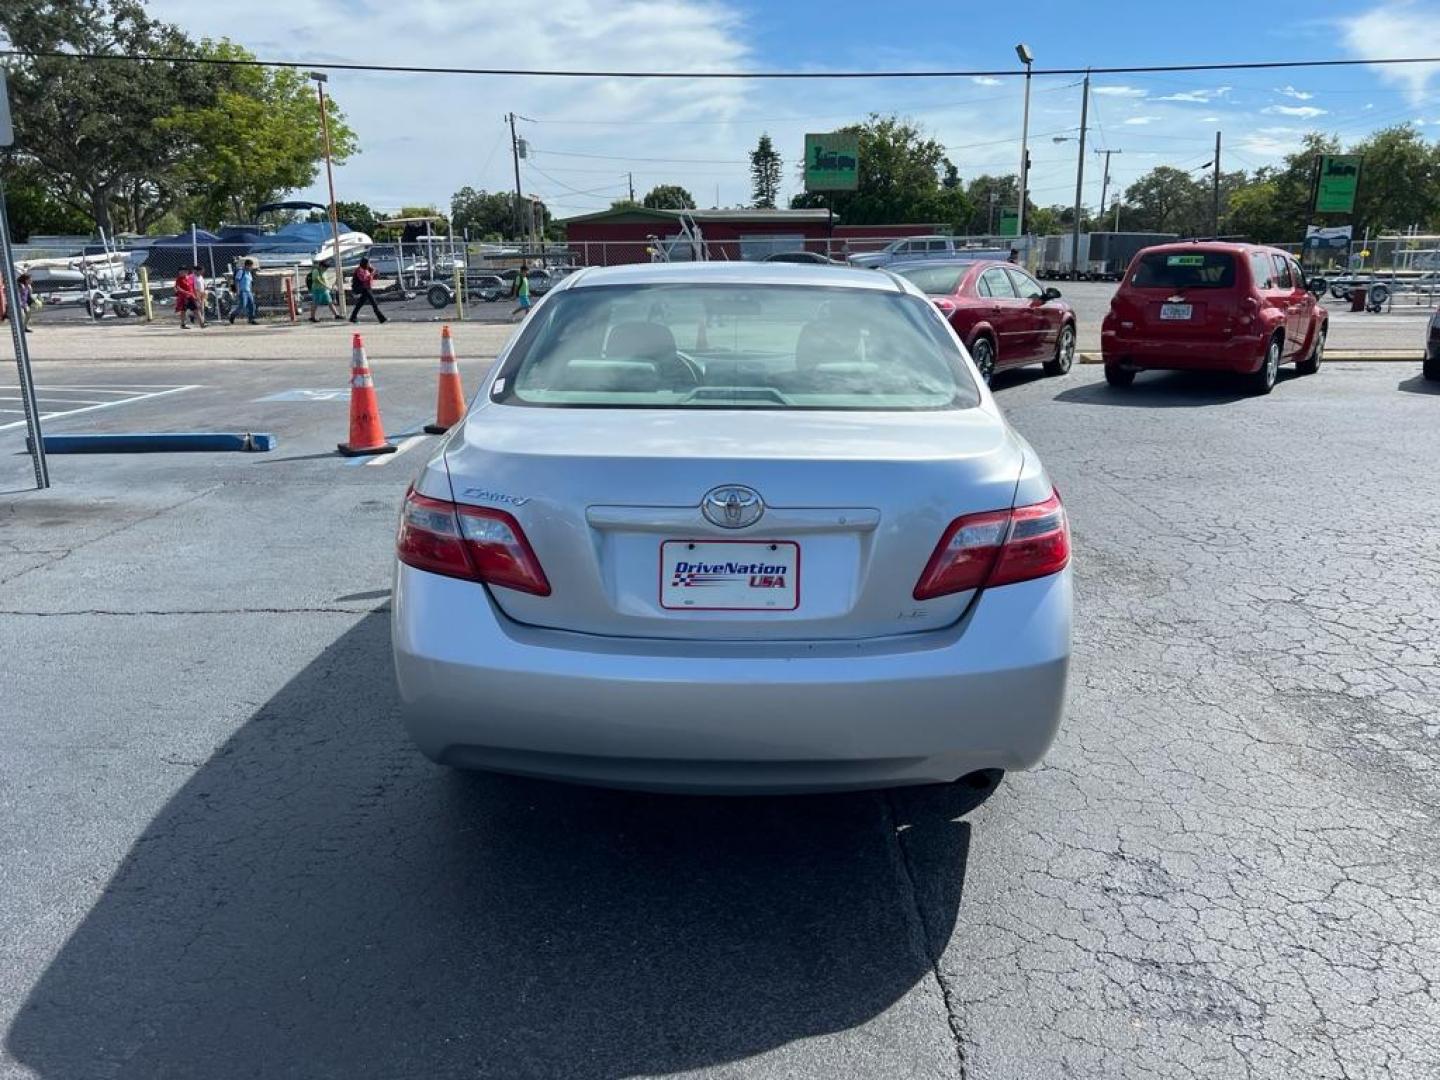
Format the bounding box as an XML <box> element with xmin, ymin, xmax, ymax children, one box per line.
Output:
<box><xmin>1055</xmin><ymin>368</ymin><xmax>1299</xmax><ymax>407</ymax></box>
<box><xmin>6</xmin><ymin>611</ymin><xmax>990</xmax><ymax>1080</ymax></box>
<box><xmin>1397</xmin><ymin>372</ymin><xmax>1440</xmax><ymax>395</ymax></box>
<box><xmin>988</xmin><ymin>367</ymin><xmax>1052</xmax><ymax>392</ymax></box>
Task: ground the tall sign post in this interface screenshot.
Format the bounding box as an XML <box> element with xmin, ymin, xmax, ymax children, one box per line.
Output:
<box><xmin>0</xmin><ymin>70</ymin><xmax>49</xmax><ymax>489</ymax></box>
<box><xmin>1315</xmin><ymin>155</ymin><xmax>1362</xmax><ymax>215</ymax></box>
<box><xmin>804</xmin><ymin>132</ymin><xmax>859</xmax><ymax>248</ymax></box>
<box><xmin>309</xmin><ymin>71</ymin><xmax>347</xmax><ymax>317</ymax></box>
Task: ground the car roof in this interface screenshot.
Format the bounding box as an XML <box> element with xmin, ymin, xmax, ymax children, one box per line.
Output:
<box><xmin>1138</xmin><ymin>241</ymin><xmax>1290</xmax><ymax>256</ymax></box>
<box><xmin>563</xmin><ymin>260</ymin><xmax>909</xmax><ymax>293</ymax></box>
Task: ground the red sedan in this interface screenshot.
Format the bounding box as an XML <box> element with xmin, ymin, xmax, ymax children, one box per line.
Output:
<box><xmin>892</xmin><ymin>260</ymin><xmax>1078</xmax><ymax>384</ymax></box>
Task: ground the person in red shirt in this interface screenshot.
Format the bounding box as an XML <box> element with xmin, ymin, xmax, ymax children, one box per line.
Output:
<box><xmin>348</xmin><ymin>257</ymin><xmax>386</xmax><ymax>324</ymax></box>
<box><xmin>173</xmin><ymin>266</ymin><xmax>205</xmax><ymax>329</ymax></box>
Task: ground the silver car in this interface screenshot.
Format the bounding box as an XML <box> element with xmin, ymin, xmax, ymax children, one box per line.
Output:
<box><xmin>392</xmin><ymin>262</ymin><xmax>1072</xmax><ymax>794</ymax></box>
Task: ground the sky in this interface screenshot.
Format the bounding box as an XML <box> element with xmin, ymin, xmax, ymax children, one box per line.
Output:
<box><xmin>142</xmin><ymin>0</ymin><xmax>1440</xmax><ymax>225</ymax></box>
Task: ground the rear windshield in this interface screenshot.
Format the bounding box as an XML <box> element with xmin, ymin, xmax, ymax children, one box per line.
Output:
<box><xmin>493</xmin><ymin>283</ymin><xmax>981</xmax><ymax>411</ymax></box>
<box><xmin>893</xmin><ymin>264</ymin><xmax>972</xmax><ymax>295</ymax></box>
<box><xmin>1130</xmin><ymin>251</ymin><xmax>1236</xmax><ymax>289</ymax></box>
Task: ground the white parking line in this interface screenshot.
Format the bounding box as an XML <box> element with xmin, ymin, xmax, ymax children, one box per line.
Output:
<box><xmin>365</xmin><ymin>433</ymin><xmax>428</xmax><ymax>466</ymax></box>
<box><xmin>0</xmin><ymin>385</ymin><xmax>201</xmax><ymax>432</ymax></box>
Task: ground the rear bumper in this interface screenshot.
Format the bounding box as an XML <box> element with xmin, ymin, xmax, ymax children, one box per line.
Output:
<box><xmin>1102</xmin><ymin>331</ymin><xmax>1265</xmax><ymax>373</ymax></box>
<box><xmin>391</xmin><ymin>564</ymin><xmax>1072</xmax><ymax>794</ymax></box>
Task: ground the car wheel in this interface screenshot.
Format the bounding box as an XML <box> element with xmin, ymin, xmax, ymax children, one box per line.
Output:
<box><xmin>1296</xmin><ymin>326</ymin><xmax>1325</xmax><ymax>375</ymax></box>
<box><xmin>970</xmin><ymin>337</ymin><xmax>996</xmax><ymax>385</ymax></box>
<box><xmin>1367</xmin><ymin>283</ymin><xmax>1390</xmax><ymax>312</ymax></box>
<box><xmin>1044</xmin><ymin>324</ymin><xmax>1076</xmax><ymax>376</ymax></box>
<box><xmin>1104</xmin><ymin>364</ymin><xmax>1134</xmax><ymax>387</ymax></box>
<box><xmin>112</xmin><ymin>300</ymin><xmax>134</xmax><ymax>318</ymax></box>
<box><xmin>1248</xmin><ymin>335</ymin><xmax>1282</xmax><ymax>395</ymax></box>
<box><xmin>1424</xmin><ymin>349</ymin><xmax>1440</xmax><ymax>381</ymax></box>
<box><xmin>426</xmin><ymin>283</ymin><xmax>453</xmax><ymax>309</ymax></box>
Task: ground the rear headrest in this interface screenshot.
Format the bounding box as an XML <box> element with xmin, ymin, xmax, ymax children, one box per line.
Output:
<box><xmin>795</xmin><ymin>320</ymin><xmax>861</xmax><ymax>370</ymax></box>
<box><xmin>605</xmin><ymin>321</ymin><xmax>677</xmax><ymax>360</ymax></box>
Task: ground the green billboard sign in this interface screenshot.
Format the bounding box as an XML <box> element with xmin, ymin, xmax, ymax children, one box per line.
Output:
<box><xmin>998</xmin><ymin>207</ymin><xmax>1019</xmax><ymax>238</ymax></box>
<box><xmin>1315</xmin><ymin>155</ymin><xmax>1361</xmax><ymax>214</ymax></box>
<box><xmin>804</xmin><ymin>132</ymin><xmax>859</xmax><ymax>192</ymax></box>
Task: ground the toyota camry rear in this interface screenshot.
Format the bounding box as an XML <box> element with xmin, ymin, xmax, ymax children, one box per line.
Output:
<box><xmin>392</xmin><ymin>262</ymin><xmax>1071</xmax><ymax>794</ymax></box>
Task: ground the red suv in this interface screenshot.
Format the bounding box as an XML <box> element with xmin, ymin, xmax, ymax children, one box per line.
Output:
<box><xmin>892</xmin><ymin>260</ymin><xmax>1077</xmax><ymax>384</ymax></box>
<box><xmin>1101</xmin><ymin>243</ymin><xmax>1327</xmax><ymax>395</ymax></box>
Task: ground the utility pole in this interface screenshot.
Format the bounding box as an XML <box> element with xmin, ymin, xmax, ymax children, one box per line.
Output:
<box><xmin>628</xmin><ymin>172</ymin><xmax>635</xmax><ymax>203</ymax></box>
<box><xmin>1097</xmin><ymin>148</ymin><xmax>1121</xmax><ymax>231</ymax></box>
<box><xmin>1212</xmin><ymin>130</ymin><xmax>1222</xmax><ymax>238</ymax></box>
<box><xmin>1015</xmin><ymin>43</ymin><xmax>1035</xmax><ymax>240</ymax></box>
<box><xmin>508</xmin><ymin>112</ymin><xmax>525</xmax><ymax>245</ymax></box>
<box><xmin>1070</xmin><ymin>71</ymin><xmax>1090</xmax><ymax>278</ymax></box>
<box><xmin>310</xmin><ymin>71</ymin><xmax>346</xmax><ymax>317</ymax></box>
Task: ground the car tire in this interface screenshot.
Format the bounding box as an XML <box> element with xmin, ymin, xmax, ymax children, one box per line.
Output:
<box><xmin>1104</xmin><ymin>364</ymin><xmax>1134</xmax><ymax>387</ymax></box>
<box><xmin>1247</xmin><ymin>335</ymin><xmax>1282</xmax><ymax>396</ymax></box>
<box><xmin>970</xmin><ymin>336</ymin><xmax>996</xmax><ymax>385</ymax></box>
<box><xmin>1424</xmin><ymin>350</ymin><xmax>1440</xmax><ymax>382</ymax></box>
<box><xmin>1044</xmin><ymin>324</ymin><xmax>1076</xmax><ymax>376</ymax></box>
<box><xmin>1296</xmin><ymin>326</ymin><xmax>1325</xmax><ymax>375</ymax></box>
<box><xmin>426</xmin><ymin>284</ymin><xmax>453</xmax><ymax>309</ymax></box>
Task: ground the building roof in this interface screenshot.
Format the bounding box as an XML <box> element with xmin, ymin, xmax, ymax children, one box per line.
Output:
<box><xmin>560</xmin><ymin>206</ymin><xmax>838</xmax><ymax>226</ymax></box>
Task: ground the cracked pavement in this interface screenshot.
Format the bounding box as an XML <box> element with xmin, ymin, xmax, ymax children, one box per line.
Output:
<box><xmin>2</xmin><ymin>352</ymin><xmax>1438</xmax><ymax>1078</ymax></box>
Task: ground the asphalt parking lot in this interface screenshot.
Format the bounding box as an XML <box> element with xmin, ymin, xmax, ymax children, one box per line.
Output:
<box><xmin>2</xmin><ymin>322</ymin><xmax>1439</xmax><ymax>1078</ymax></box>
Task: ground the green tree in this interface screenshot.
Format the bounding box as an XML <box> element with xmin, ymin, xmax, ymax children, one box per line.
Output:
<box><xmin>1224</xmin><ymin>174</ymin><xmax>1282</xmax><ymax>241</ymax></box>
<box><xmin>331</xmin><ymin>201</ymin><xmax>380</xmax><ymax>236</ymax></box>
<box><xmin>750</xmin><ymin>133</ymin><xmax>782</xmax><ymax>208</ymax></box>
<box><xmin>1122</xmin><ymin>166</ymin><xmax>1206</xmax><ymax>234</ymax></box>
<box><xmin>788</xmin><ymin>115</ymin><xmax>970</xmax><ymax>228</ymax></box>
<box><xmin>1</xmin><ymin>0</ymin><xmax>215</xmax><ymax>234</ymax></box>
<box><xmin>0</xmin><ymin>164</ymin><xmax>94</xmax><ymax>240</ymax></box>
<box><xmin>1349</xmin><ymin>124</ymin><xmax>1440</xmax><ymax>233</ymax></box>
<box><xmin>161</xmin><ymin>39</ymin><xmax>357</xmax><ymax>226</ymax></box>
<box><xmin>450</xmin><ymin>187</ymin><xmax>517</xmax><ymax>238</ymax></box>
<box><xmin>642</xmin><ymin>184</ymin><xmax>695</xmax><ymax>210</ymax></box>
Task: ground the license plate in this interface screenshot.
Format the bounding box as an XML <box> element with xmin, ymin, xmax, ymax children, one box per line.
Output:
<box><xmin>660</xmin><ymin>540</ymin><xmax>799</xmax><ymax>611</ymax></box>
<box><xmin>1160</xmin><ymin>303</ymin><xmax>1192</xmax><ymax>320</ymax></box>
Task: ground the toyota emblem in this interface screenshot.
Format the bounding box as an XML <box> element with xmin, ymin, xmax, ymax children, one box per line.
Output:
<box><xmin>701</xmin><ymin>485</ymin><xmax>764</xmax><ymax>529</ymax></box>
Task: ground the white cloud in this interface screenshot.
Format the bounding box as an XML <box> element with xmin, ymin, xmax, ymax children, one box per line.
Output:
<box><xmin>1200</xmin><ymin>116</ymin><xmax>1220</xmax><ymax>122</ymax></box>
<box><xmin>1155</xmin><ymin>86</ymin><xmax>1232</xmax><ymax>103</ymax></box>
<box><xmin>1123</xmin><ymin>116</ymin><xmax>1162</xmax><ymax>125</ymax></box>
<box><xmin>1277</xmin><ymin>85</ymin><xmax>1314</xmax><ymax>100</ymax></box>
<box><xmin>145</xmin><ymin>0</ymin><xmax>756</xmax><ymax>212</ymax></box>
<box><xmin>1264</xmin><ymin>105</ymin><xmax>1328</xmax><ymax>118</ymax></box>
<box><xmin>1340</xmin><ymin>2</ymin><xmax>1440</xmax><ymax>104</ymax></box>
<box><xmin>1093</xmin><ymin>85</ymin><xmax>1146</xmax><ymax>98</ymax></box>
<box><xmin>971</xmin><ymin>76</ymin><xmax>1002</xmax><ymax>86</ymax></box>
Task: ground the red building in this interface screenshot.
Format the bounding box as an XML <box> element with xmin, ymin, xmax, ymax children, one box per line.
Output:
<box><xmin>561</xmin><ymin>207</ymin><xmax>943</xmax><ymax>266</ymax></box>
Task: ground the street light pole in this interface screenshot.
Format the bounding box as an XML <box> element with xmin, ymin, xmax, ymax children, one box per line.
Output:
<box><xmin>1070</xmin><ymin>71</ymin><xmax>1090</xmax><ymax>278</ymax></box>
<box><xmin>1015</xmin><ymin>43</ymin><xmax>1034</xmax><ymax>241</ymax></box>
<box><xmin>1097</xmin><ymin>149</ymin><xmax>1121</xmax><ymax>231</ymax></box>
<box><xmin>309</xmin><ymin>71</ymin><xmax>346</xmax><ymax>318</ymax></box>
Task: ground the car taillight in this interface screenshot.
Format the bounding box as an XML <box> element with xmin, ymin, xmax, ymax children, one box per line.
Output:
<box><xmin>397</xmin><ymin>486</ymin><xmax>551</xmax><ymax>595</ymax></box>
<box><xmin>913</xmin><ymin>489</ymin><xmax>1070</xmax><ymax>600</ymax></box>
<box><xmin>932</xmin><ymin>297</ymin><xmax>957</xmax><ymax>315</ymax></box>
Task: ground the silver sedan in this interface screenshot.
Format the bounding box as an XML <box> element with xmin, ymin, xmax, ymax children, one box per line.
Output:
<box><xmin>392</xmin><ymin>261</ymin><xmax>1072</xmax><ymax>794</ymax></box>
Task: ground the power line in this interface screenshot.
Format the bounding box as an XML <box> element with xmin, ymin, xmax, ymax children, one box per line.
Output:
<box><xmin>5</xmin><ymin>48</ymin><xmax>1440</xmax><ymax>79</ymax></box>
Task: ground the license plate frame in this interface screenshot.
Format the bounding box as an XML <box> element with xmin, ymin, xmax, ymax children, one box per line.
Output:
<box><xmin>1160</xmin><ymin>302</ymin><xmax>1193</xmax><ymax>320</ymax></box>
<box><xmin>660</xmin><ymin>540</ymin><xmax>800</xmax><ymax>611</ymax></box>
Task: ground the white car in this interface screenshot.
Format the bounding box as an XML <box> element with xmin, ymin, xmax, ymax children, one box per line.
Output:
<box><xmin>392</xmin><ymin>262</ymin><xmax>1072</xmax><ymax>794</ymax></box>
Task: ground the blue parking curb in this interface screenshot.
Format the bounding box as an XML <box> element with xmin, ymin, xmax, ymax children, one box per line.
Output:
<box><xmin>30</xmin><ymin>432</ymin><xmax>278</xmax><ymax>454</ymax></box>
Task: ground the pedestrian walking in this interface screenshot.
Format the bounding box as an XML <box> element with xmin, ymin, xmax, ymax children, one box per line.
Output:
<box><xmin>194</xmin><ymin>267</ymin><xmax>209</xmax><ymax>318</ymax></box>
<box><xmin>510</xmin><ymin>262</ymin><xmax>532</xmax><ymax>320</ymax></box>
<box><xmin>307</xmin><ymin>261</ymin><xmax>341</xmax><ymax>321</ymax></box>
<box><xmin>15</xmin><ymin>273</ymin><xmax>39</xmax><ymax>333</ymax></box>
<box><xmin>348</xmin><ymin>257</ymin><xmax>386</xmax><ymax>324</ymax></box>
<box><xmin>229</xmin><ymin>259</ymin><xmax>259</xmax><ymax>324</ymax></box>
<box><xmin>174</xmin><ymin>266</ymin><xmax>205</xmax><ymax>328</ymax></box>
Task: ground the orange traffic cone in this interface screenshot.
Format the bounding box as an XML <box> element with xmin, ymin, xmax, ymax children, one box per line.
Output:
<box><xmin>424</xmin><ymin>325</ymin><xmax>467</xmax><ymax>434</ymax></box>
<box><xmin>337</xmin><ymin>333</ymin><xmax>397</xmax><ymax>457</ymax></box>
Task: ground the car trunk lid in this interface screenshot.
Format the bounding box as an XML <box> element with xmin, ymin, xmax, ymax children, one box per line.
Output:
<box><xmin>444</xmin><ymin>404</ymin><xmax>1025</xmax><ymax>641</ymax></box>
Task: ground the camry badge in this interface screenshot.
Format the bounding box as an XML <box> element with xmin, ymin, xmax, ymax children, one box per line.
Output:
<box><xmin>701</xmin><ymin>485</ymin><xmax>764</xmax><ymax>529</ymax></box>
